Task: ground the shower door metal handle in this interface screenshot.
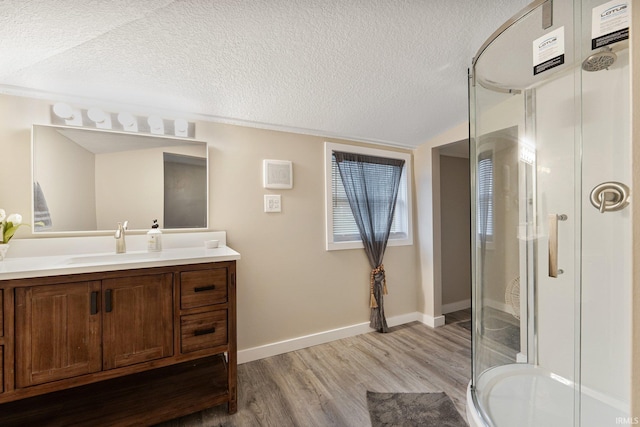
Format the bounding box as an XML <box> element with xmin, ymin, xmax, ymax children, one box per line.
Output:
<box><xmin>549</xmin><ymin>214</ymin><xmax>567</xmax><ymax>278</ymax></box>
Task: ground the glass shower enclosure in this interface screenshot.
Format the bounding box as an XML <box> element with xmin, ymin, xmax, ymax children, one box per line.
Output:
<box><xmin>467</xmin><ymin>0</ymin><xmax>631</xmax><ymax>426</ymax></box>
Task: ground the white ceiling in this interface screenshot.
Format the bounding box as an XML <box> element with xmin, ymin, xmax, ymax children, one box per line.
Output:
<box><xmin>0</xmin><ymin>0</ymin><xmax>530</xmax><ymax>148</ymax></box>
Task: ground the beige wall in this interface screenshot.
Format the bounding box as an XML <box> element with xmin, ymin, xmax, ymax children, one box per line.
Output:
<box><xmin>200</xmin><ymin>121</ymin><xmax>419</xmax><ymax>348</ymax></box>
<box><xmin>0</xmin><ymin>93</ymin><xmax>420</xmax><ymax>352</ymax></box>
<box><xmin>34</xmin><ymin>126</ymin><xmax>96</xmax><ymax>231</ymax></box>
<box><xmin>439</xmin><ymin>155</ymin><xmax>470</xmax><ymax>306</ymax></box>
<box><xmin>414</xmin><ymin>121</ymin><xmax>468</xmax><ymax>322</ymax></box>
<box><xmin>632</xmin><ymin>2</ymin><xmax>639</xmax><ymax>419</ymax></box>
<box><xmin>0</xmin><ymin>96</ymin><xmax>48</xmax><ymax>222</ymax></box>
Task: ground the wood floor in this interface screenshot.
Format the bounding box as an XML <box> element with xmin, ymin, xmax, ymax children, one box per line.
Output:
<box><xmin>158</xmin><ymin>309</ymin><xmax>471</xmax><ymax>427</ymax></box>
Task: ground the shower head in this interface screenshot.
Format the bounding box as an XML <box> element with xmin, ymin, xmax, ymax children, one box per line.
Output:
<box><xmin>582</xmin><ymin>47</ymin><xmax>617</xmax><ymax>72</ymax></box>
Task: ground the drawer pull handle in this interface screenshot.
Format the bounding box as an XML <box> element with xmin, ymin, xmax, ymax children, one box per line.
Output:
<box><xmin>90</xmin><ymin>291</ymin><xmax>98</xmax><ymax>315</ymax></box>
<box><xmin>194</xmin><ymin>285</ymin><xmax>215</xmax><ymax>292</ymax></box>
<box><xmin>105</xmin><ymin>289</ymin><xmax>113</xmax><ymax>313</ymax></box>
<box><xmin>194</xmin><ymin>327</ymin><xmax>216</xmax><ymax>336</ymax></box>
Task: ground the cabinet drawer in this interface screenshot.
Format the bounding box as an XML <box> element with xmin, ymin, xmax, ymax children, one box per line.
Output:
<box><xmin>180</xmin><ymin>310</ymin><xmax>227</xmax><ymax>354</ymax></box>
<box><xmin>0</xmin><ymin>346</ymin><xmax>3</xmax><ymax>393</ymax></box>
<box><xmin>180</xmin><ymin>269</ymin><xmax>228</xmax><ymax>309</ymax></box>
<box><xmin>0</xmin><ymin>289</ymin><xmax>3</xmax><ymax>337</ymax></box>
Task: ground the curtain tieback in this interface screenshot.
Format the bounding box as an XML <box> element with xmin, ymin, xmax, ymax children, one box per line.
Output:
<box><xmin>369</xmin><ymin>264</ymin><xmax>388</xmax><ymax>308</ymax></box>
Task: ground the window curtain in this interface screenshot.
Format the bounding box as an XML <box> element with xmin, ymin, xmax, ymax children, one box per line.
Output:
<box><xmin>333</xmin><ymin>151</ymin><xmax>405</xmax><ymax>333</ymax></box>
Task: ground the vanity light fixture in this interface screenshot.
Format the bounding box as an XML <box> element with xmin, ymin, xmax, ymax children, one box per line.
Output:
<box><xmin>117</xmin><ymin>112</ymin><xmax>138</xmax><ymax>132</ymax></box>
<box><xmin>87</xmin><ymin>108</ymin><xmax>112</xmax><ymax>129</ymax></box>
<box><xmin>52</xmin><ymin>102</ymin><xmax>83</xmax><ymax>126</ymax></box>
<box><xmin>148</xmin><ymin>116</ymin><xmax>164</xmax><ymax>135</ymax></box>
<box><xmin>519</xmin><ymin>138</ymin><xmax>536</xmax><ymax>165</ymax></box>
<box><xmin>174</xmin><ymin>118</ymin><xmax>188</xmax><ymax>137</ymax></box>
<box><xmin>50</xmin><ymin>102</ymin><xmax>195</xmax><ymax>137</ymax></box>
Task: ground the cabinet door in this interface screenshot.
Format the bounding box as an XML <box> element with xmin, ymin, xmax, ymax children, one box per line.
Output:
<box><xmin>102</xmin><ymin>273</ymin><xmax>173</xmax><ymax>370</ymax></box>
<box><xmin>15</xmin><ymin>281</ymin><xmax>102</xmax><ymax>387</ymax></box>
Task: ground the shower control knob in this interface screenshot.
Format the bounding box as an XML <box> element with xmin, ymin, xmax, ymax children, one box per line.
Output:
<box><xmin>589</xmin><ymin>182</ymin><xmax>630</xmax><ymax>213</ymax></box>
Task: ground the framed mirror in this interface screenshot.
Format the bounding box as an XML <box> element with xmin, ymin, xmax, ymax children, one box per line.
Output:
<box><xmin>32</xmin><ymin>124</ymin><xmax>208</xmax><ymax>233</ymax></box>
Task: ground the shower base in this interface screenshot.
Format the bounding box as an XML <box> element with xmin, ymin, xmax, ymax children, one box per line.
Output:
<box><xmin>466</xmin><ymin>364</ymin><xmax>627</xmax><ymax>427</ymax></box>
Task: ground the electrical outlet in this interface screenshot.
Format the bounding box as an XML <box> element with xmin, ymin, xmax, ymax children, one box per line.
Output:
<box><xmin>264</xmin><ymin>195</ymin><xmax>281</xmax><ymax>212</ymax></box>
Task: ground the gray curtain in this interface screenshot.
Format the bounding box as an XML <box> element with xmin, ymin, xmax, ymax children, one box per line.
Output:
<box><xmin>334</xmin><ymin>151</ymin><xmax>405</xmax><ymax>333</ymax></box>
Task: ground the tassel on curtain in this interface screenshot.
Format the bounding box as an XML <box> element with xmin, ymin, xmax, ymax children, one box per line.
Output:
<box><xmin>334</xmin><ymin>151</ymin><xmax>404</xmax><ymax>333</ymax></box>
<box><xmin>369</xmin><ymin>264</ymin><xmax>387</xmax><ymax>308</ymax></box>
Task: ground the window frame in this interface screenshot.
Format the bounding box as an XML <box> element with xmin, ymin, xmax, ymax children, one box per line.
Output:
<box><xmin>324</xmin><ymin>141</ymin><xmax>413</xmax><ymax>251</ymax></box>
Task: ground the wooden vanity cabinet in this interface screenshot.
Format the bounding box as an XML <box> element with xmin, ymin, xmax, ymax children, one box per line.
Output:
<box><xmin>0</xmin><ymin>289</ymin><xmax>4</xmax><ymax>335</ymax></box>
<box><xmin>0</xmin><ymin>289</ymin><xmax>4</xmax><ymax>394</ymax></box>
<box><xmin>15</xmin><ymin>281</ymin><xmax>103</xmax><ymax>387</ymax></box>
<box><xmin>102</xmin><ymin>273</ymin><xmax>174</xmax><ymax>370</ymax></box>
<box><xmin>0</xmin><ymin>261</ymin><xmax>237</xmax><ymax>425</ymax></box>
<box><xmin>15</xmin><ymin>273</ymin><xmax>174</xmax><ymax>387</ymax></box>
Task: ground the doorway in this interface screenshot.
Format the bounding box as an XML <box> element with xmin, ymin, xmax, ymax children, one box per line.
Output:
<box><xmin>437</xmin><ymin>140</ymin><xmax>471</xmax><ymax>314</ymax></box>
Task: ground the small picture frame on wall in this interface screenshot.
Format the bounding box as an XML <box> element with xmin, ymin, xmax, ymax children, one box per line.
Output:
<box><xmin>263</xmin><ymin>159</ymin><xmax>293</xmax><ymax>189</ymax></box>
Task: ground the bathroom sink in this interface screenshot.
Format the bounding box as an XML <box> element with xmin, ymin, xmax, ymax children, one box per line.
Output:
<box><xmin>65</xmin><ymin>251</ymin><xmax>162</xmax><ymax>265</ymax></box>
<box><xmin>0</xmin><ymin>231</ymin><xmax>240</xmax><ymax>281</ymax></box>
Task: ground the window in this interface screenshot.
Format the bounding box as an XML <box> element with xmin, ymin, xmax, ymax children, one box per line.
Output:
<box><xmin>477</xmin><ymin>152</ymin><xmax>493</xmax><ymax>241</ymax></box>
<box><xmin>325</xmin><ymin>142</ymin><xmax>413</xmax><ymax>250</ymax></box>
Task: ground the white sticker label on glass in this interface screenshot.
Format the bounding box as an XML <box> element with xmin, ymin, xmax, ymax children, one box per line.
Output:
<box><xmin>533</xmin><ymin>27</ymin><xmax>565</xmax><ymax>76</ymax></box>
<box><xmin>591</xmin><ymin>0</ymin><xmax>629</xmax><ymax>49</ymax></box>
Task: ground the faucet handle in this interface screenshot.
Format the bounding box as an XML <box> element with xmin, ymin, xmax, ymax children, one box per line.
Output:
<box><xmin>115</xmin><ymin>221</ymin><xmax>128</xmax><ymax>239</ymax></box>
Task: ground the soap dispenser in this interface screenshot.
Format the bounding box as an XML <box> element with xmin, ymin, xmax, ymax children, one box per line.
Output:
<box><xmin>147</xmin><ymin>219</ymin><xmax>162</xmax><ymax>252</ymax></box>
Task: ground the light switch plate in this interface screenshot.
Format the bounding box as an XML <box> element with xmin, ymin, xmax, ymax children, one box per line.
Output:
<box><xmin>264</xmin><ymin>195</ymin><xmax>281</xmax><ymax>212</ymax></box>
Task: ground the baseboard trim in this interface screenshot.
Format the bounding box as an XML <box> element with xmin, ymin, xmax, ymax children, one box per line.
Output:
<box><xmin>238</xmin><ymin>312</ymin><xmax>431</xmax><ymax>364</ymax></box>
<box><xmin>441</xmin><ymin>299</ymin><xmax>471</xmax><ymax>314</ymax></box>
<box><xmin>484</xmin><ymin>298</ymin><xmax>510</xmax><ymax>314</ymax></box>
<box><xmin>420</xmin><ymin>313</ymin><xmax>446</xmax><ymax>328</ymax></box>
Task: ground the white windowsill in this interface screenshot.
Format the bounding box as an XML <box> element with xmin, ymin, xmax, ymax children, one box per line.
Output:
<box><xmin>326</xmin><ymin>236</ymin><xmax>413</xmax><ymax>251</ymax></box>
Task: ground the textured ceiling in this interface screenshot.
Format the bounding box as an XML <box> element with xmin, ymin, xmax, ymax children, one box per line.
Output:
<box><xmin>0</xmin><ymin>0</ymin><xmax>530</xmax><ymax>148</ymax></box>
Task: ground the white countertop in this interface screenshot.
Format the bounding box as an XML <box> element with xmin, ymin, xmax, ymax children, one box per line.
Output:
<box><xmin>0</xmin><ymin>232</ymin><xmax>240</xmax><ymax>281</ymax></box>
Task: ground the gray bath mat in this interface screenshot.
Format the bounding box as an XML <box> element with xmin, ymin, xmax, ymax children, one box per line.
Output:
<box><xmin>367</xmin><ymin>391</ymin><xmax>467</xmax><ymax>427</ymax></box>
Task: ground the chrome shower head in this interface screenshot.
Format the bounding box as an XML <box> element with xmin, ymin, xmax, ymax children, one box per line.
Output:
<box><xmin>582</xmin><ymin>47</ymin><xmax>617</xmax><ymax>72</ymax></box>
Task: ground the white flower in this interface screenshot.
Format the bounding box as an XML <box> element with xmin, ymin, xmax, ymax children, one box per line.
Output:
<box><xmin>6</xmin><ymin>213</ymin><xmax>22</xmax><ymax>225</ymax></box>
<box><xmin>0</xmin><ymin>209</ymin><xmax>5</xmax><ymax>222</ymax></box>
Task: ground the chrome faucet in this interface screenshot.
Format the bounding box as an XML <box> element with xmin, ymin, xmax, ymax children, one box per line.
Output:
<box><xmin>115</xmin><ymin>221</ymin><xmax>128</xmax><ymax>253</ymax></box>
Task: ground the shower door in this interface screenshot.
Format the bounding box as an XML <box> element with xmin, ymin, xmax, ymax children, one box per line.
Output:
<box><xmin>470</xmin><ymin>0</ymin><xmax>631</xmax><ymax>426</ymax></box>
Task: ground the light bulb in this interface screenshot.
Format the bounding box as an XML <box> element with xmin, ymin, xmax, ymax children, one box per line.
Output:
<box><xmin>117</xmin><ymin>112</ymin><xmax>135</xmax><ymax>127</ymax></box>
<box><xmin>148</xmin><ymin>116</ymin><xmax>164</xmax><ymax>134</ymax></box>
<box><xmin>174</xmin><ymin>118</ymin><xmax>188</xmax><ymax>136</ymax></box>
<box><xmin>52</xmin><ymin>102</ymin><xmax>82</xmax><ymax>125</ymax></box>
<box><xmin>53</xmin><ymin>103</ymin><xmax>74</xmax><ymax>119</ymax></box>
<box><xmin>87</xmin><ymin>108</ymin><xmax>107</xmax><ymax>123</ymax></box>
<box><xmin>87</xmin><ymin>107</ymin><xmax>111</xmax><ymax>129</ymax></box>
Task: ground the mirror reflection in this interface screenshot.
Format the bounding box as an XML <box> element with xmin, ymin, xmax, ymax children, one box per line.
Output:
<box><xmin>32</xmin><ymin>125</ymin><xmax>208</xmax><ymax>233</ymax></box>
